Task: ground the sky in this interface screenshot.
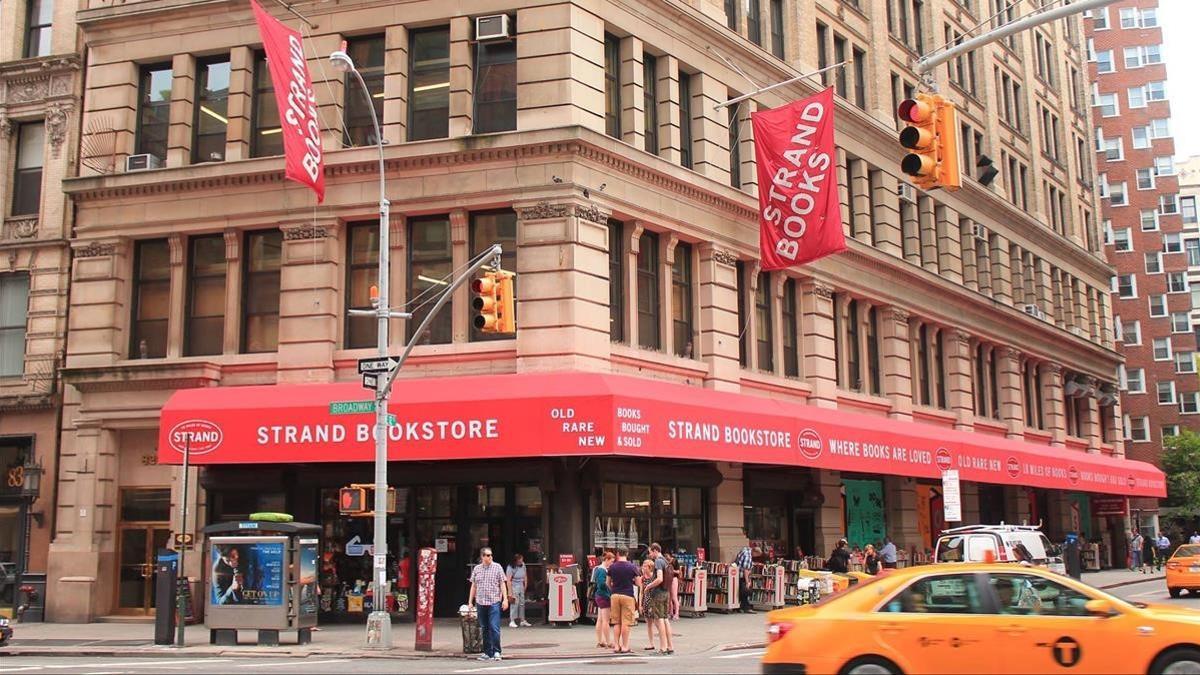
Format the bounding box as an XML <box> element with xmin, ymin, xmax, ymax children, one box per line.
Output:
<box><xmin>1160</xmin><ymin>0</ymin><xmax>1200</xmax><ymax>160</ymax></box>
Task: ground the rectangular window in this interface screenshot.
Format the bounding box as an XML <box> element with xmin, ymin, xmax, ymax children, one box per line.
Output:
<box><xmin>671</xmin><ymin>243</ymin><xmax>693</xmax><ymax>358</ymax></box>
<box><xmin>1126</xmin><ymin>368</ymin><xmax>1145</xmax><ymax>393</ymax></box>
<box><xmin>728</xmin><ymin>105</ymin><xmax>741</xmax><ymax>188</ymax></box>
<box><xmin>0</xmin><ymin>275</ymin><xmax>29</xmax><ymax>376</ymax></box>
<box><xmin>1164</xmin><ymin>233</ymin><xmax>1182</xmax><ymax>254</ymax></box>
<box><xmin>1154</xmin><ymin>155</ymin><xmax>1174</xmax><ymax>176</ymax></box>
<box><xmin>637</xmin><ymin>231</ymin><xmax>660</xmax><ymax>350</ymax></box>
<box><xmin>609</xmin><ymin>219</ymin><xmax>625</xmax><ymax>343</ymax></box>
<box><xmin>184</xmin><ymin>235</ymin><xmax>226</xmax><ymax>356</ymax></box>
<box><xmin>1180</xmin><ymin>314</ymin><xmax>1197</xmax><ymax>334</ymax></box>
<box><xmin>136</xmin><ymin>64</ymin><xmax>172</xmax><ymax>161</ymax></box>
<box><xmin>1153</xmin><ymin>337</ymin><xmax>1172</xmax><ymax>361</ymax></box>
<box><xmin>1141</xmin><ymin>209</ymin><xmax>1159</xmax><ymax>232</ymax></box>
<box><xmin>250</xmin><ymin>52</ymin><xmax>283</xmax><ymax>157</ymax></box>
<box><xmin>1147</xmin><ymin>81</ymin><xmax>1166</xmax><ymax>102</ymax></box>
<box><xmin>242</xmin><ymin>230</ymin><xmax>281</xmax><ymax>353</ymax></box>
<box><xmin>408</xmin><ymin>215</ymin><xmax>452</xmax><ymax>345</ymax></box>
<box><xmin>725</xmin><ymin>0</ymin><xmax>738</xmax><ymax>30</ymax></box>
<box><xmin>11</xmin><ymin>123</ymin><xmax>44</xmax><ymax>216</ymax></box>
<box><xmin>679</xmin><ymin>73</ymin><xmax>693</xmax><ymax>169</ymax></box>
<box><xmin>738</xmin><ymin>262</ymin><xmax>748</xmax><ymax>367</ymax></box>
<box><xmin>1182</xmin><ymin>393</ymin><xmax>1200</xmax><ymax>415</ymax></box>
<box><xmin>853</xmin><ymin>47</ymin><xmax>867</xmax><ymax>109</ymax></box>
<box><xmin>1128</xmin><ymin>86</ymin><xmax>1146</xmax><ymax>109</ymax></box>
<box><xmin>1158</xmin><ymin>381</ymin><xmax>1177</xmax><ymax>405</ymax></box>
<box><xmin>782</xmin><ymin>278</ymin><xmax>798</xmax><ymax>377</ymax></box>
<box><xmin>1095</xmin><ymin>50</ymin><xmax>1114</xmax><ymax>73</ymax></box>
<box><xmin>1124</xmin><ymin>46</ymin><xmax>1142</xmax><ymax>69</ymax></box>
<box><xmin>131</xmin><ymin>239</ymin><xmax>170</xmax><ymax>359</ymax></box>
<box><xmin>816</xmin><ymin>23</ymin><xmax>829</xmax><ymax>86</ymax></box>
<box><xmin>1132</xmin><ymin>126</ymin><xmax>1150</xmax><ymax>149</ymax></box>
<box><xmin>1161</xmin><ymin>194</ymin><xmax>1179</xmax><ymax>215</ymax></box>
<box><xmin>1108</xmin><ymin>181</ymin><xmax>1127</xmax><ymax>206</ymax></box>
<box><xmin>1185</xmin><ymin>197</ymin><xmax>1198</xmax><ymax>224</ymax></box>
<box><xmin>343</xmin><ymin>35</ymin><xmax>385</xmax><ymax>145</ymax></box>
<box><xmin>473</xmin><ymin>37</ymin><xmax>517</xmax><ymax>134</ymax></box>
<box><xmin>1136</xmin><ymin>168</ymin><xmax>1155</xmax><ymax>190</ymax></box>
<box><xmin>1092</xmin><ymin>8</ymin><xmax>1109</xmax><ymax>29</ymax></box>
<box><xmin>755</xmin><ymin>272</ymin><xmax>772</xmax><ymax>372</ymax></box>
<box><xmin>469</xmin><ymin>211</ymin><xmax>517</xmax><ymax>342</ymax></box>
<box><xmin>1187</xmin><ymin>239</ymin><xmax>1200</xmax><ymax>267</ymax></box>
<box><xmin>345</xmin><ymin>222</ymin><xmax>380</xmax><ymax>349</ymax></box>
<box><xmin>1169</xmin><ymin>272</ymin><xmax>1189</xmax><ymax>294</ymax></box>
<box><xmin>192</xmin><ymin>57</ymin><xmax>231</xmax><ymax>163</ymax></box>
<box><xmin>834</xmin><ymin>35</ymin><xmax>848</xmax><ymax>98</ymax></box>
<box><xmin>1095</xmin><ymin>92</ymin><xmax>1118</xmax><ymax>117</ymax></box>
<box><xmin>1145</xmin><ymin>252</ymin><xmax>1162</xmax><ymax>274</ymax></box>
<box><xmin>1149</xmin><ymin>294</ymin><xmax>1167</xmax><ymax>317</ymax></box>
<box><xmin>1120</xmin><ymin>7</ymin><xmax>1137</xmax><ymax>28</ymax></box>
<box><xmin>1125</xmin><ymin>320</ymin><xmax>1141</xmax><ymax>345</ymax></box>
<box><xmin>24</xmin><ymin>0</ymin><xmax>52</xmax><ymax>58</ymax></box>
<box><xmin>1116</xmin><ymin>274</ymin><xmax>1135</xmax><ymax>298</ymax></box>
<box><xmin>1129</xmin><ymin>416</ymin><xmax>1148</xmax><ymax>442</ymax></box>
<box><xmin>1113</xmin><ymin>228</ymin><xmax>1132</xmax><ymax>252</ymax></box>
<box><xmin>409</xmin><ymin>27</ymin><xmax>451</xmax><ymax>141</ymax></box>
<box><xmin>747</xmin><ymin>0</ymin><xmax>762</xmax><ymax>45</ymax></box>
<box><xmin>770</xmin><ymin>0</ymin><xmax>785</xmax><ymax>59</ymax></box>
<box><xmin>1176</xmin><ymin>352</ymin><xmax>1196</xmax><ymax>374</ymax></box>
<box><xmin>604</xmin><ymin>33</ymin><xmax>621</xmax><ymax>139</ymax></box>
<box><xmin>643</xmin><ymin>53</ymin><xmax>659</xmax><ymax>154</ymax></box>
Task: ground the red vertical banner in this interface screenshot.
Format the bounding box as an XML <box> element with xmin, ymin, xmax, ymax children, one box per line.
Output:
<box><xmin>414</xmin><ymin>547</ymin><xmax>437</xmax><ymax>651</ymax></box>
<box><xmin>751</xmin><ymin>88</ymin><xmax>845</xmax><ymax>269</ymax></box>
<box><xmin>248</xmin><ymin>0</ymin><xmax>325</xmax><ymax>202</ymax></box>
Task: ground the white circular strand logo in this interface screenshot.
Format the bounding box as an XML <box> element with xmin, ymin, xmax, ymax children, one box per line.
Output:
<box><xmin>168</xmin><ymin>419</ymin><xmax>223</xmax><ymax>455</ymax></box>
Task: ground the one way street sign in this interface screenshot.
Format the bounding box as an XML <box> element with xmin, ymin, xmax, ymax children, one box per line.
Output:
<box><xmin>357</xmin><ymin>356</ymin><xmax>400</xmax><ymax>374</ymax></box>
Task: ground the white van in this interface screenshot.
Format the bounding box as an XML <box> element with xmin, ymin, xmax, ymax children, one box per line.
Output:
<box><xmin>934</xmin><ymin>524</ymin><xmax>1066</xmax><ymax>574</ymax></box>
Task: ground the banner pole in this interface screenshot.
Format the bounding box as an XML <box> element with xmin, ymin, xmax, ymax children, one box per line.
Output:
<box><xmin>713</xmin><ymin>61</ymin><xmax>846</xmax><ymax>110</ymax></box>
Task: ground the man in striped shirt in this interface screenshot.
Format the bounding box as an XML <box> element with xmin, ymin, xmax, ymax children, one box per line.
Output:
<box><xmin>469</xmin><ymin>548</ymin><xmax>509</xmax><ymax>661</ymax></box>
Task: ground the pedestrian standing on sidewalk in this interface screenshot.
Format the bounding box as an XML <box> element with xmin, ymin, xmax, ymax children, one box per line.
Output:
<box><xmin>1142</xmin><ymin>533</ymin><xmax>1156</xmax><ymax>574</ymax></box>
<box><xmin>639</xmin><ymin>559</ymin><xmax>657</xmax><ymax>651</ymax></box>
<box><xmin>734</xmin><ymin>545</ymin><xmax>754</xmax><ymax>613</ymax></box>
<box><xmin>646</xmin><ymin>543</ymin><xmax>674</xmax><ymax>655</ymax></box>
<box><xmin>606</xmin><ymin>548</ymin><xmax>639</xmax><ymax>655</ymax></box>
<box><xmin>468</xmin><ymin>548</ymin><xmax>509</xmax><ymax>661</ymax></box>
<box><xmin>666</xmin><ymin>553</ymin><xmax>681</xmax><ymax>621</ymax></box>
<box><xmin>1156</xmin><ymin>532</ymin><xmax>1172</xmax><ymax>572</ymax></box>
<box><xmin>1131</xmin><ymin>531</ymin><xmax>1143</xmax><ymax>571</ymax></box>
<box><xmin>505</xmin><ymin>553</ymin><xmax>530</xmax><ymax>628</ymax></box>
<box><xmin>1190</xmin><ymin>531</ymin><xmax>1200</xmax><ymax>545</ymax></box>
<box><xmin>592</xmin><ymin>552</ymin><xmax>614</xmax><ymax>649</ymax></box>
<box><xmin>827</xmin><ymin>539</ymin><xmax>851</xmax><ymax>574</ymax></box>
<box><xmin>863</xmin><ymin>544</ymin><xmax>880</xmax><ymax>575</ymax></box>
<box><xmin>879</xmin><ymin>537</ymin><xmax>898</xmax><ymax>570</ymax></box>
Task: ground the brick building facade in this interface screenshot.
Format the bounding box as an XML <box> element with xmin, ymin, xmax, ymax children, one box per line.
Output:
<box><xmin>1087</xmin><ymin>0</ymin><xmax>1187</xmax><ymax>529</ymax></box>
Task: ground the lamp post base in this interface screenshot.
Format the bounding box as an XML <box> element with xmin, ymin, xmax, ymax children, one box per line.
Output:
<box><xmin>364</xmin><ymin>610</ymin><xmax>392</xmax><ymax>649</ymax></box>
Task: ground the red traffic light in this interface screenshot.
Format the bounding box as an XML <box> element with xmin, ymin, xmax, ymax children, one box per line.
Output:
<box><xmin>897</xmin><ymin>98</ymin><xmax>932</xmax><ymax>124</ymax></box>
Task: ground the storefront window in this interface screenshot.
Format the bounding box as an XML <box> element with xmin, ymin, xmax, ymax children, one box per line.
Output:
<box><xmin>595</xmin><ymin>483</ymin><xmax>703</xmax><ymax>557</ymax></box>
<box><xmin>120</xmin><ymin>488</ymin><xmax>170</xmax><ymax>522</ymax></box>
<box><xmin>319</xmin><ymin>487</ymin><xmax>410</xmax><ymax>618</ymax></box>
<box><xmin>469</xmin><ymin>211</ymin><xmax>517</xmax><ymax>342</ymax></box>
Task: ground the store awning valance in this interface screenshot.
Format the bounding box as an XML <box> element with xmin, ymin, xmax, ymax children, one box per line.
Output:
<box><xmin>157</xmin><ymin>372</ymin><xmax>1165</xmax><ymax>498</ymax></box>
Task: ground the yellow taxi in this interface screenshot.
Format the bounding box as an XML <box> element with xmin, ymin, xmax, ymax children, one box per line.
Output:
<box><xmin>762</xmin><ymin>563</ymin><xmax>1200</xmax><ymax>675</ymax></box>
<box><xmin>1167</xmin><ymin>544</ymin><xmax>1200</xmax><ymax>598</ymax></box>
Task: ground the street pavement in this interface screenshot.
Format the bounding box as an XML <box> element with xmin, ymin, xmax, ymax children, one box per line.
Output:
<box><xmin>0</xmin><ymin>568</ymin><xmax>1189</xmax><ymax>673</ymax></box>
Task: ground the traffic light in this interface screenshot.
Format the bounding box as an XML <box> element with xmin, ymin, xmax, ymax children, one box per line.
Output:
<box><xmin>339</xmin><ymin>486</ymin><xmax>367</xmax><ymax>515</ymax></box>
<box><xmin>471</xmin><ymin>270</ymin><xmax>515</xmax><ymax>334</ymax></box>
<box><xmin>897</xmin><ymin>93</ymin><xmax>961</xmax><ymax>191</ymax></box>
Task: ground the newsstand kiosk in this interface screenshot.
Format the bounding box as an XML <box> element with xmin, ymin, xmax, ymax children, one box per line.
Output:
<box><xmin>203</xmin><ymin>520</ymin><xmax>321</xmax><ymax>646</ymax></box>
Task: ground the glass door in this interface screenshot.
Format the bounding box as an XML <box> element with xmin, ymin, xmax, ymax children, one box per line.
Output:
<box><xmin>116</xmin><ymin>527</ymin><xmax>170</xmax><ymax>613</ymax></box>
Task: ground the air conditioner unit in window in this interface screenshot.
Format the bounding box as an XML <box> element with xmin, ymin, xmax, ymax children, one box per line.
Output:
<box><xmin>475</xmin><ymin>14</ymin><xmax>511</xmax><ymax>41</ymax></box>
<box><xmin>1022</xmin><ymin>304</ymin><xmax>1046</xmax><ymax>320</ymax></box>
<box><xmin>125</xmin><ymin>153</ymin><xmax>163</xmax><ymax>171</ymax></box>
<box><xmin>1064</xmin><ymin>381</ymin><xmax>1088</xmax><ymax>398</ymax></box>
<box><xmin>897</xmin><ymin>183</ymin><xmax>917</xmax><ymax>203</ymax></box>
<box><xmin>972</xmin><ymin>223</ymin><xmax>987</xmax><ymax>240</ymax></box>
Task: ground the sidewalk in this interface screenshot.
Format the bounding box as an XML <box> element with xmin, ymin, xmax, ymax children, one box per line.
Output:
<box><xmin>4</xmin><ymin>611</ymin><xmax>768</xmax><ymax>660</ymax></box>
<box><xmin>1082</xmin><ymin>567</ymin><xmax>1166</xmax><ymax>590</ymax></box>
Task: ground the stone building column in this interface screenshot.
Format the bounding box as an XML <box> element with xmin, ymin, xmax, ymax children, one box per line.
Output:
<box><xmin>935</xmin><ymin>204</ymin><xmax>963</xmax><ymax>284</ymax></box>
<box><xmin>814</xmin><ymin>469</ymin><xmax>844</xmax><ymax>558</ymax></box>
<box><xmin>848</xmin><ymin>157</ymin><xmax>871</xmax><ymax>244</ymax></box>
<box><xmin>276</xmin><ymin>223</ymin><xmax>339</xmax><ymax>383</ymax></box>
<box><xmin>448</xmin><ymin>16</ymin><xmax>474</xmax><ymax>137</ymax></box>
<box><xmin>225</xmin><ymin>46</ymin><xmax>253</xmax><ymax>162</ymax></box>
<box><xmin>737</xmin><ymin>101</ymin><xmax>758</xmax><ymax>197</ymax></box>
<box><xmin>881</xmin><ymin>307</ymin><xmax>913</xmax><ymax>420</ymax></box>
<box><xmin>746</xmin><ymin>262</ymin><xmax>762</xmax><ymax>371</ymax></box>
<box><xmin>871</xmin><ymin>170</ymin><xmax>902</xmax><ymax>256</ymax></box>
<box><xmin>383</xmin><ymin>25</ymin><xmax>409</xmax><ymax>144</ymax></box>
<box><xmin>990</xmin><ymin>234</ymin><xmax>1014</xmax><ymax>305</ymax></box>
<box><xmin>961</xmin><ymin>219</ymin><xmax>979</xmax><ymax>292</ymax></box>
<box><xmin>801</xmin><ymin>280</ymin><xmax>837</xmax><ymax>407</ymax></box>
<box><xmin>692</xmin><ymin>73</ymin><xmax>731</xmax><ymax>184</ymax></box>
<box><xmin>514</xmin><ymin>200</ymin><xmax>612</xmax><ymax>372</ymax></box>
<box><xmin>1042</xmin><ymin>362</ymin><xmax>1067</xmax><ymax>446</ymax></box>
<box><xmin>657</xmin><ymin>54</ymin><xmax>681</xmax><ymax>165</ymax></box>
<box><xmin>165</xmin><ymin>234</ymin><xmax>185</xmax><ymax>359</ymax></box>
<box><xmin>661</xmin><ymin>235</ymin><xmax>676</xmax><ymax>354</ymax></box>
<box><xmin>624</xmin><ymin>223</ymin><xmax>644</xmax><ymax>348</ymax></box>
<box><xmin>67</xmin><ymin>239</ymin><xmax>127</xmax><ymax>365</ymax></box>
<box><xmin>1106</xmin><ymin>397</ymin><xmax>1125</xmax><ymax>457</ymax></box>
<box><xmin>516</xmin><ymin>3</ymin><xmax>605</xmax><ymax>135</ymax></box>
<box><xmin>697</xmin><ymin>244</ymin><xmax>740</xmax><ymax>391</ymax></box>
<box><xmin>998</xmin><ymin>347</ymin><xmax>1026</xmax><ymax>438</ymax></box>
<box><xmin>885</xmin><ymin>476</ymin><xmax>920</xmax><ymax>554</ymax></box>
<box><xmin>222</xmin><ymin>230</ymin><xmax>242</xmax><ymax>354</ymax></box>
<box><xmin>918</xmin><ymin>196</ymin><xmax>938</xmax><ymax>273</ymax></box>
<box><xmin>1080</xmin><ymin>377</ymin><xmax>1103</xmax><ymax>452</ymax></box>
<box><xmin>619</xmin><ymin>36</ymin><xmax>645</xmax><ymax>148</ymax></box>
<box><xmin>78</xmin><ymin>60</ymin><xmax>138</xmax><ymax>174</ymax></box>
<box><xmin>710</xmin><ymin>463</ymin><xmax>748</xmax><ymax>564</ymax></box>
<box><xmin>945</xmin><ymin>329</ymin><xmax>975</xmax><ymax>430</ymax></box>
<box><xmin>167</xmin><ymin>53</ymin><xmax>196</xmax><ymax>168</ymax></box>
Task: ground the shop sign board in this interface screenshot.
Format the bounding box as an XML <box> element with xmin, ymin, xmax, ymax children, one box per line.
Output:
<box><xmin>159</xmin><ymin>373</ymin><xmax>1166</xmax><ymax>498</ymax></box>
<box><xmin>1091</xmin><ymin>496</ymin><xmax>1129</xmax><ymax>516</ymax></box>
<box><xmin>942</xmin><ymin>470</ymin><xmax>962</xmax><ymax>523</ymax></box>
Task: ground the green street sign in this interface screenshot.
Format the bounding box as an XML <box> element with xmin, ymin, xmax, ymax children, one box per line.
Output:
<box><xmin>387</xmin><ymin>414</ymin><xmax>397</xmax><ymax>426</ymax></box>
<box><xmin>330</xmin><ymin>400</ymin><xmax>375</xmax><ymax>415</ymax></box>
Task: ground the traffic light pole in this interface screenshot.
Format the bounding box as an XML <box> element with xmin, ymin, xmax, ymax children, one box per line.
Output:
<box><xmin>915</xmin><ymin>0</ymin><xmax>1118</xmax><ymax>79</ymax></box>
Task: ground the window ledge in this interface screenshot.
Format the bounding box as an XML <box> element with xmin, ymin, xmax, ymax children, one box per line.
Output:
<box><xmin>1023</xmin><ymin>428</ymin><xmax>1053</xmax><ymax>444</ymax></box>
<box><xmin>911</xmin><ymin>405</ymin><xmax>957</xmax><ymax>427</ymax></box>
<box><xmin>740</xmin><ymin>370</ymin><xmax>812</xmax><ymax>402</ymax></box>
<box><xmin>610</xmin><ymin>342</ymin><xmax>707</xmax><ymax>381</ymax></box>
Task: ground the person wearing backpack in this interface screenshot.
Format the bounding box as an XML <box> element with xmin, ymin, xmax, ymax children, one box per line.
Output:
<box><xmin>647</xmin><ymin>543</ymin><xmax>674</xmax><ymax>655</ymax></box>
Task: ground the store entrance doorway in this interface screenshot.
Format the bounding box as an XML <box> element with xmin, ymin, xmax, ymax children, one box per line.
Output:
<box><xmin>114</xmin><ymin>488</ymin><xmax>172</xmax><ymax>615</ymax></box>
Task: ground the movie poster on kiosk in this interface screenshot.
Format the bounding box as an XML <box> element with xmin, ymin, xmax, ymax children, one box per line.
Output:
<box><xmin>298</xmin><ymin>538</ymin><xmax>318</xmax><ymax>615</ymax></box>
<box><xmin>210</xmin><ymin>537</ymin><xmax>286</xmax><ymax>606</ymax></box>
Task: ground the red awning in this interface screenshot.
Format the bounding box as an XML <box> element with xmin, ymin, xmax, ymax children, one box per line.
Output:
<box><xmin>158</xmin><ymin>372</ymin><xmax>1165</xmax><ymax>497</ymax></box>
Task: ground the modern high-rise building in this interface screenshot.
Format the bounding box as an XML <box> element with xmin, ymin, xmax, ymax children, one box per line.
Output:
<box><xmin>43</xmin><ymin>0</ymin><xmax>1162</xmax><ymax>622</ymax></box>
<box><xmin>1086</xmin><ymin>0</ymin><xmax>1185</xmax><ymax>534</ymax></box>
<box><xmin>0</xmin><ymin>0</ymin><xmax>81</xmax><ymax>620</ymax></box>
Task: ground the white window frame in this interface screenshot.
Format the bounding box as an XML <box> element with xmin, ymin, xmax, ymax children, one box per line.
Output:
<box><xmin>1108</xmin><ymin>181</ymin><xmax>1127</xmax><ymax>206</ymax></box>
<box><xmin>1145</xmin><ymin>252</ymin><xmax>1162</xmax><ymax>274</ymax></box>
<box><xmin>1151</xmin><ymin>118</ymin><xmax>1170</xmax><ymax>139</ymax></box>
<box><xmin>1160</xmin><ymin>194</ymin><xmax>1179</xmax><ymax>215</ymax></box>
<box><xmin>1124</xmin><ymin>46</ymin><xmax>1143</xmax><ymax>69</ymax></box>
<box><xmin>1129</xmin><ymin>416</ymin><xmax>1149</xmax><ymax>442</ymax></box>
<box><xmin>1136</xmin><ymin>168</ymin><xmax>1155</xmax><ymax>191</ymax></box>
<box><xmin>1154</xmin><ymin>155</ymin><xmax>1174</xmax><ymax>176</ymax></box>
<box><xmin>1146</xmin><ymin>81</ymin><xmax>1166</xmax><ymax>102</ymax></box>
<box><xmin>1127</xmin><ymin>86</ymin><xmax>1146</xmax><ymax>109</ymax></box>
<box><xmin>1176</xmin><ymin>352</ymin><xmax>1196</xmax><ymax>374</ymax></box>
<box><xmin>1140</xmin><ymin>8</ymin><xmax>1158</xmax><ymax>28</ymax></box>
<box><xmin>1153</xmin><ymin>337</ymin><xmax>1173</xmax><ymax>361</ymax></box>
<box><xmin>1163</xmin><ymin>425</ymin><xmax>1180</xmax><ymax>440</ymax></box>
<box><xmin>1113</xmin><ymin>227</ymin><xmax>1133</xmax><ymax>251</ymax></box>
<box><xmin>1126</xmin><ymin>367</ymin><xmax>1146</xmax><ymax>394</ymax></box>
<box><xmin>1171</xmin><ymin>312</ymin><xmax>1190</xmax><ymax>333</ymax></box>
<box><xmin>1181</xmin><ymin>392</ymin><xmax>1200</xmax><ymax>415</ymax></box>
<box><xmin>1132</xmin><ymin>126</ymin><xmax>1151</xmax><ymax>149</ymax></box>
<box><xmin>1149</xmin><ymin>294</ymin><xmax>1167</xmax><ymax>317</ymax></box>
<box><xmin>1117</xmin><ymin>273</ymin><xmax>1137</xmax><ymax>298</ymax></box>
<box><xmin>1168</xmin><ymin>271</ymin><xmax>1189</xmax><ymax>294</ymax></box>
<box><xmin>1140</xmin><ymin>209</ymin><xmax>1159</xmax><ymax>232</ymax></box>
<box><xmin>1159</xmin><ymin>380</ymin><xmax>1178</xmax><ymax>405</ymax></box>
<box><xmin>1124</xmin><ymin>319</ymin><xmax>1141</xmax><ymax>346</ymax></box>
<box><xmin>1119</xmin><ymin>7</ymin><xmax>1138</xmax><ymax>28</ymax></box>
<box><xmin>1092</xmin><ymin>8</ymin><xmax>1109</xmax><ymax>30</ymax></box>
<box><xmin>1164</xmin><ymin>233</ymin><xmax>1183</xmax><ymax>254</ymax></box>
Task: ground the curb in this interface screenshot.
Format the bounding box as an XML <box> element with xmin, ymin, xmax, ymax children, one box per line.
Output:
<box><xmin>719</xmin><ymin>641</ymin><xmax>766</xmax><ymax>651</ymax></box>
<box><xmin>1098</xmin><ymin>574</ymin><xmax>1165</xmax><ymax>590</ymax></box>
<box><xmin>0</xmin><ymin>646</ymin><xmax>637</xmax><ymax>661</ymax></box>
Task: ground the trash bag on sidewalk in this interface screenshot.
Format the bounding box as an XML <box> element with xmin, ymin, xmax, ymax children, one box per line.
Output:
<box><xmin>458</xmin><ymin>604</ymin><xmax>482</xmax><ymax>654</ymax></box>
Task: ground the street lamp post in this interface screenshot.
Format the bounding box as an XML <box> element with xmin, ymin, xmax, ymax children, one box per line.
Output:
<box><xmin>329</xmin><ymin>45</ymin><xmax>393</xmax><ymax>649</ymax></box>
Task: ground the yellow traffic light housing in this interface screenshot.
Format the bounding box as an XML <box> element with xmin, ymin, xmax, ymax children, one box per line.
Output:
<box><xmin>339</xmin><ymin>486</ymin><xmax>367</xmax><ymax>515</ymax></box>
<box><xmin>898</xmin><ymin>93</ymin><xmax>961</xmax><ymax>191</ymax></box>
<box><xmin>472</xmin><ymin>269</ymin><xmax>515</xmax><ymax>334</ymax></box>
